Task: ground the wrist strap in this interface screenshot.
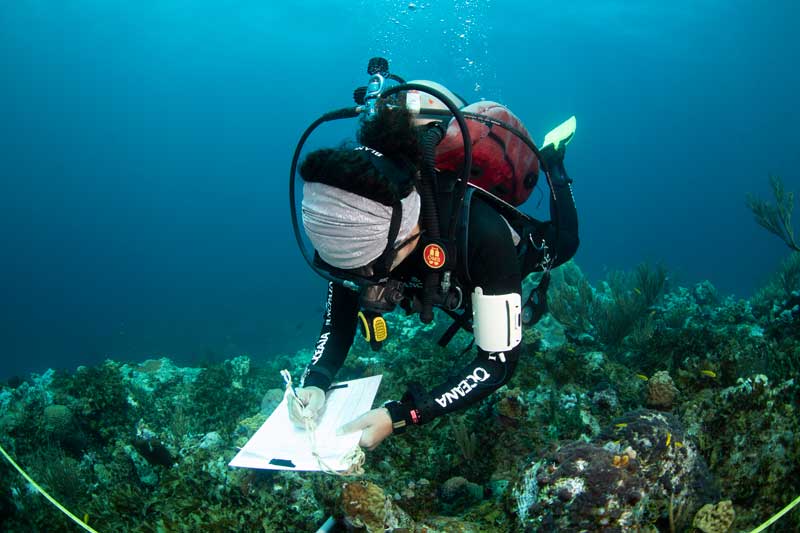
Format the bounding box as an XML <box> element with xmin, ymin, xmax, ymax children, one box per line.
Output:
<box><xmin>384</xmin><ymin>400</ymin><xmax>421</xmax><ymax>434</ymax></box>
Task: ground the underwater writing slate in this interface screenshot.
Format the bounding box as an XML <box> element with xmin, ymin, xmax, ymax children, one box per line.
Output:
<box><xmin>229</xmin><ymin>375</ymin><xmax>382</xmax><ymax>472</ymax></box>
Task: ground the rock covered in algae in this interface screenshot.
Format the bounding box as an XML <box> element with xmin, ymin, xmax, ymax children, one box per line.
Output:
<box><xmin>513</xmin><ymin>441</ymin><xmax>647</xmax><ymax>530</ymax></box>
<box><xmin>341</xmin><ymin>480</ymin><xmax>485</xmax><ymax>533</ymax></box>
<box><xmin>439</xmin><ymin>476</ymin><xmax>483</xmax><ymax>505</ymax></box>
<box><xmin>646</xmin><ymin>370</ymin><xmax>679</xmax><ymax>409</ymax></box>
<box><xmin>513</xmin><ymin>409</ymin><xmax>718</xmax><ymax>531</ymax></box>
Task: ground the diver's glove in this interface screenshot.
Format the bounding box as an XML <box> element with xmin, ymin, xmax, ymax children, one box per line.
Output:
<box><xmin>540</xmin><ymin>143</ymin><xmax>572</xmax><ymax>187</ymax></box>
<box><xmin>286</xmin><ymin>386</ymin><xmax>326</xmax><ymax>429</ymax></box>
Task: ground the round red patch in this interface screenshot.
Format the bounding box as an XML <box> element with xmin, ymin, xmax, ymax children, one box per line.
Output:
<box><xmin>423</xmin><ymin>244</ymin><xmax>445</xmax><ymax>269</ymax></box>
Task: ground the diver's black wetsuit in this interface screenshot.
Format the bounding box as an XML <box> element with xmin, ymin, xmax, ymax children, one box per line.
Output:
<box><xmin>301</xmin><ymin>178</ymin><xmax>578</xmax><ymax>428</ymax></box>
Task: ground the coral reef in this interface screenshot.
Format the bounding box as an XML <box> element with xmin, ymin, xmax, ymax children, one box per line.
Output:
<box><xmin>680</xmin><ymin>374</ymin><xmax>800</xmax><ymax>530</ymax></box>
<box><xmin>1</xmin><ymin>258</ymin><xmax>799</xmax><ymax>531</ymax></box>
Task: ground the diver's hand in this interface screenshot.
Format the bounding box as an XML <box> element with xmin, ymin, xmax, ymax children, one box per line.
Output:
<box><xmin>337</xmin><ymin>407</ymin><xmax>393</xmax><ymax>451</ymax></box>
<box><xmin>540</xmin><ymin>143</ymin><xmax>572</xmax><ymax>187</ymax></box>
<box><xmin>286</xmin><ymin>386</ymin><xmax>326</xmax><ymax>429</ymax></box>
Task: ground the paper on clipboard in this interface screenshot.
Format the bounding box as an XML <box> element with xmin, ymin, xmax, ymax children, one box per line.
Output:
<box><xmin>229</xmin><ymin>375</ymin><xmax>382</xmax><ymax>471</ymax></box>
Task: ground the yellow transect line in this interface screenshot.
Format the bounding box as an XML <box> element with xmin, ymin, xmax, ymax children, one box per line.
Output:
<box><xmin>0</xmin><ymin>442</ymin><xmax>102</xmax><ymax>533</ymax></box>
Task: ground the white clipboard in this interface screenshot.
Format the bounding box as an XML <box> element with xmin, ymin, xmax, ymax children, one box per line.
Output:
<box><xmin>229</xmin><ymin>375</ymin><xmax>382</xmax><ymax>471</ymax></box>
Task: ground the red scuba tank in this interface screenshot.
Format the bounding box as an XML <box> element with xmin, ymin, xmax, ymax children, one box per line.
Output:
<box><xmin>435</xmin><ymin>101</ymin><xmax>539</xmax><ymax>206</ymax></box>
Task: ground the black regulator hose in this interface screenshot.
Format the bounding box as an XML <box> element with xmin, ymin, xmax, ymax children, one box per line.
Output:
<box><xmin>418</xmin><ymin>124</ymin><xmax>446</xmax><ymax>323</ymax></box>
<box><xmin>380</xmin><ymin>83</ymin><xmax>473</xmax><ymax>324</ymax></box>
<box><xmin>289</xmin><ymin>106</ymin><xmax>361</xmax><ymax>281</ymax></box>
<box><xmin>380</xmin><ymin>83</ymin><xmax>473</xmax><ymax>240</ymax></box>
<box><xmin>419</xmin><ymin>125</ymin><xmax>445</xmax><ymax>240</ymax></box>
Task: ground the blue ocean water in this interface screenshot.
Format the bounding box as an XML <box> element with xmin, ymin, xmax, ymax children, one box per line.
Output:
<box><xmin>1</xmin><ymin>1</ymin><xmax>798</xmax><ymax>380</ymax></box>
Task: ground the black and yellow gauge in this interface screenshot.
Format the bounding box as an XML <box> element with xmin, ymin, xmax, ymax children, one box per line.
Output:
<box><xmin>358</xmin><ymin>310</ymin><xmax>388</xmax><ymax>351</ymax></box>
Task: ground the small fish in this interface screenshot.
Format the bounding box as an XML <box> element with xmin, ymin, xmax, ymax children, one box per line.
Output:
<box><xmin>700</xmin><ymin>370</ymin><xmax>717</xmax><ymax>378</ymax></box>
<box><xmin>83</xmin><ymin>513</ymin><xmax>89</xmax><ymax>524</ymax></box>
<box><xmin>675</xmin><ymin>441</ymin><xmax>684</xmax><ymax>448</ymax></box>
<box><xmin>636</xmin><ymin>374</ymin><xmax>649</xmax><ymax>381</ymax></box>
<box><xmin>634</xmin><ymin>288</ymin><xmax>642</xmax><ymax>295</ymax></box>
<box><xmin>666</xmin><ymin>432</ymin><xmax>672</xmax><ymax>447</ymax></box>
<box><xmin>615</xmin><ymin>423</ymin><xmax>628</xmax><ymax>428</ymax></box>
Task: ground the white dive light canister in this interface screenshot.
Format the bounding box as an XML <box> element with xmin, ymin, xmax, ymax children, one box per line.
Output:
<box><xmin>471</xmin><ymin>287</ymin><xmax>522</xmax><ymax>352</ymax></box>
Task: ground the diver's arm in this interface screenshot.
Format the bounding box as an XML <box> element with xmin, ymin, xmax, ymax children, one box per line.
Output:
<box><xmin>387</xmin><ymin>204</ymin><xmax>523</xmax><ymax>429</ymax></box>
<box><xmin>387</xmin><ymin>344</ymin><xmax>521</xmax><ymax>429</ymax></box>
<box><xmin>540</xmin><ymin>144</ymin><xmax>579</xmax><ymax>267</ymax></box>
<box><xmin>300</xmin><ymin>282</ymin><xmax>360</xmax><ymax>390</ymax></box>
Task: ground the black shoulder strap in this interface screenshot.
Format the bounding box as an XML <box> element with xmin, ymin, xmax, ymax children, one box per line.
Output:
<box><xmin>457</xmin><ymin>186</ymin><xmax>476</xmax><ymax>286</ymax></box>
<box><xmin>456</xmin><ymin>185</ymin><xmax>539</xmax><ymax>285</ymax></box>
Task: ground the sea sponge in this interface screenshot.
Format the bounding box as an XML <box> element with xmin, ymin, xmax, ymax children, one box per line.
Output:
<box><xmin>692</xmin><ymin>500</ymin><xmax>735</xmax><ymax>533</ymax></box>
<box><xmin>647</xmin><ymin>370</ymin><xmax>679</xmax><ymax>409</ymax></box>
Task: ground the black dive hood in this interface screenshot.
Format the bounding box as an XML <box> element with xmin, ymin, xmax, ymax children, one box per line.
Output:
<box><xmin>289</xmin><ymin>57</ymin><xmax>562</xmax><ymax>323</ymax></box>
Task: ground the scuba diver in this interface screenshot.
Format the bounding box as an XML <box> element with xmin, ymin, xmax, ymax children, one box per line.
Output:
<box><xmin>287</xmin><ymin>58</ymin><xmax>579</xmax><ymax>450</ymax></box>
